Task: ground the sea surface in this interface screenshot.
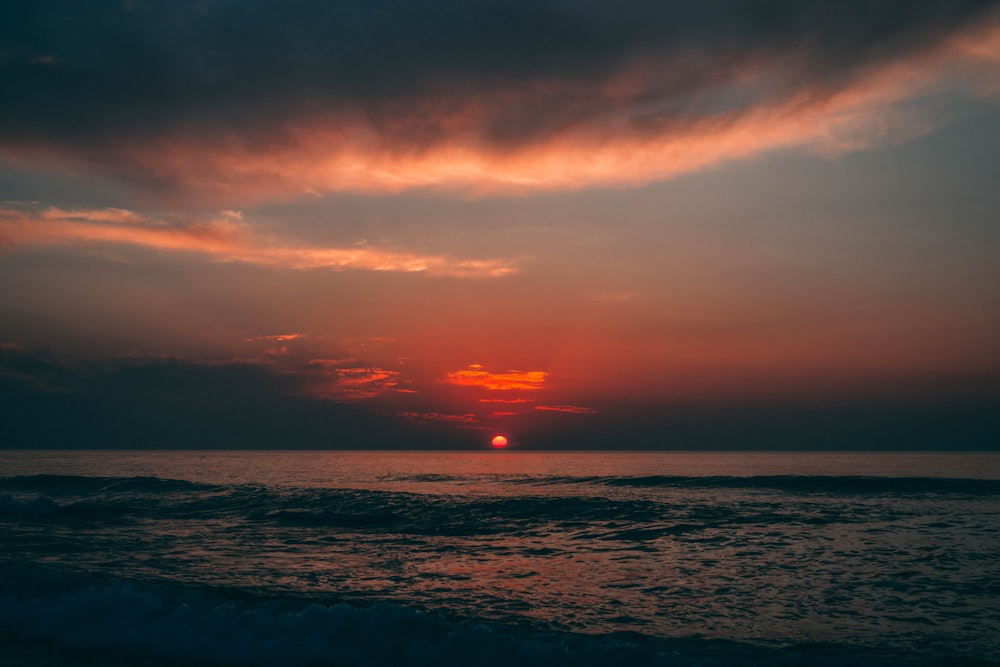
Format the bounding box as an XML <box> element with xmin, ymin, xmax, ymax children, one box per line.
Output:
<box><xmin>1</xmin><ymin>450</ymin><xmax>998</xmax><ymax>666</ymax></box>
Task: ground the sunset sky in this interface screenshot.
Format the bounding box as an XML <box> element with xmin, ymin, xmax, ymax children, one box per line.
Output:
<box><xmin>2</xmin><ymin>0</ymin><xmax>999</xmax><ymax>449</ymax></box>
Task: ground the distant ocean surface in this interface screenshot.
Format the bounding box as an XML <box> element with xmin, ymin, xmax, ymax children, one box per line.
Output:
<box><xmin>1</xmin><ymin>450</ymin><xmax>998</xmax><ymax>666</ymax></box>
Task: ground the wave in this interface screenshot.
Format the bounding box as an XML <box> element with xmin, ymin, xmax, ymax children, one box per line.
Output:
<box><xmin>0</xmin><ymin>493</ymin><xmax>57</xmax><ymax>518</ymax></box>
<box><xmin>0</xmin><ymin>493</ymin><xmax>140</xmax><ymax>523</ymax></box>
<box><xmin>0</xmin><ymin>475</ymin><xmax>664</xmax><ymax>531</ymax></box>
<box><xmin>0</xmin><ymin>474</ymin><xmax>218</xmax><ymax>495</ymax></box>
<box><xmin>518</xmin><ymin>474</ymin><xmax>1000</xmax><ymax>495</ymax></box>
<box><xmin>0</xmin><ymin>566</ymin><xmax>967</xmax><ymax>667</ymax></box>
<box><xmin>0</xmin><ymin>475</ymin><xmax>219</xmax><ymax>523</ymax></box>
<box><xmin>5</xmin><ymin>473</ymin><xmax>998</xmax><ymax>499</ymax></box>
<box><xmin>3</xmin><ymin>472</ymin><xmax>995</xmax><ymax>539</ymax></box>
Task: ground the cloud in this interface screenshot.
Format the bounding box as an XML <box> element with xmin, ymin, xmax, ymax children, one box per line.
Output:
<box><xmin>2</xmin><ymin>206</ymin><xmax>241</xmax><ymax>254</ymax></box>
<box><xmin>0</xmin><ymin>347</ymin><xmax>477</xmax><ymax>449</ymax></box>
<box><xmin>445</xmin><ymin>364</ymin><xmax>548</xmax><ymax>391</ymax></box>
<box><xmin>307</xmin><ymin>358</ymin><xmax>356</xmax><ymax>368</ymax></box>
<box><xmin>334</xmin><ymin>367</ymin><xmax>399</xmax><ymax>387</ymax></box>
<box><xmin>310</xmin><ymin>365</ymin><xmax>401</xmax><ymax>400</ymax></box>
<box><xmin>248</xmin><ymin>333</ymin><xmax>308</xmax><ymax>343</ymax></box>
<box><xmin>0</xmin><ymin>342</ymin><xmax>80</xmax><ymax>393</ymax></box>
<box><xmin>41</xmin><ymin>207</ymin><xmax>146</xmax><ymax>224</ymax></box>
<box><xmin>0</xmin><ymin>205</ymin><xmax>516</xmax><ymax>277</ymax></box>
<box><xmin>4</xmin><ymin>344</ymin><xmax>999</xmax><ymax>450</ymax></box>
<box><xmin>534</xmin><ymin>405</ymin><xmax>598</xmax><ymax>415</ymax></box>
<box><xmin>399</xmin><ymin>411</ymin><xmax>479</xmax><ymax>425</ymax></box>
<box><xmin>1</xmin><ymin>1</ymin><xmax>998</xmax><ymax>201</ymax></box>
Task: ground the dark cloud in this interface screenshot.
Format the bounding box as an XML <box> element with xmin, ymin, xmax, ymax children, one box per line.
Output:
<box><xmin>1</xmin><ymin>0</ymin><xmax>998</xmax><ymax>196</ymax></box>
<box><xmin>519</xmin><ymin>398</ymin><xmax>1000</xmax><ymax>451</ymax></box>
<box><xmin>0</xmin><ymin>343</ymin><xmax>80</xmax><ymax>392</ymax></box>
<box><xmin>0</xmin><ymin>346</ymin><xmax>472</xmax><ymax>449</ymax></box>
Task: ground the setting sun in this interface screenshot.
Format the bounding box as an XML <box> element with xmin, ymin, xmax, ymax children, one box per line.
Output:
<box><xmin>491</xmin><ymin>434</ymin><xmax>509</xmax><ymax>448</ymax></box>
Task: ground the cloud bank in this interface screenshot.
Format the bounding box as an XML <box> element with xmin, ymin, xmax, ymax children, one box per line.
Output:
<box><xmin>4</xmin><ymin>343</ymin><xmax>997</xmax><ymax>449</ymax></box>
<box><xmin>2</xmin><ymin>1</ymin><xmax>999</xmax><ymax>201</ymax></box>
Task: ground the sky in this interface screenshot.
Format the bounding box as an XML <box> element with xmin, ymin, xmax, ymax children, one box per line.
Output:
<box><xmin>2</xmin><ymin>0</ymin><xmax>999</xmax><ymax>449</ymax></box>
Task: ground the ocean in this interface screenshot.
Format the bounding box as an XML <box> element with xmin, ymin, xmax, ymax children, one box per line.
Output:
<box><xmin>1</xmin><ymin>450</ymin><xmax>998</xmax><ymax>666</ymax></box>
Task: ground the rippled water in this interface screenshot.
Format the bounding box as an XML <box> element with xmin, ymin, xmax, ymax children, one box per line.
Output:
<box><xmin>1</xmin><ymin>451</ymin><xmax>998</xmax><ymax>666</ymax></box>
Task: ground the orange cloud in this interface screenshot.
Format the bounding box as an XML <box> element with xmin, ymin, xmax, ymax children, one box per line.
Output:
<box><xmin>478</xmin><ymin>397</ymin><xmax>531</xmax><ymax>404</ymax></box>
<box><xmin>40</xmin><ymin>207</ymin><xmax>146</xmax><ymax>224</ymax></box>
<box><xmin>0</xmin><ymin>206</ymin><xmax>516</xmax><ymax>278</ymax></box>
<box><xmin>18</xmin><ymin>19</ymin><xmax>993</xmax><ymax>203</ymax></box>
<box><xmin>307</xmin><ymin>358</ymin><xmax>356</xmax><ymax>368</ymax></box>
<box><xmin>2</xmin><ymin>206</ymin><xmax>240</xmax><ymax>253</ymax></box>
<box><xmin>303</xmin><ymin>364</ymin><xmax>400</xmax><ymax>400</ymax></box>
<box><xmin>445</xmin><ymin>364</ymin><xmax>548</xmax><ymax>391</ymax></box>
<box><xmin>535</xmin><ymin>405</ymin><xmax>597</xmax><ymax>415</ymax></box>
<box><xmin>335</xmin><ymin>367</ymin><xmax>399</xmax><ymax>387</ymax></box>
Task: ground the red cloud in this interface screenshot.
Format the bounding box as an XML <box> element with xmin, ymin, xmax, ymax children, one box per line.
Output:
<box><xmin>399</xmin><ymin>411</ymin><xmax>479</xmax><ymax>425</ymax></box>
<box><xmin>304</xmin><ymin>365</ymin><xmax>400</xmax><ymax>400</ymax></box>
<box><xmin>335</xmin><ymin>367</ymin><xmax>398</xmax><ymax>387</ymax></box>
<box><xmin>307</xmin><ymin>358</ymin><xmax>356</xmax><ymax>368</ymax></box>
<box><xmin>535</xmin><ymin>405</ymin><xmax>597</xmax><ymax>415</ymax></box>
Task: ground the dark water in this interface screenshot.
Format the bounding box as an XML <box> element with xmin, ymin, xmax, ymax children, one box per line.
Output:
<box><xmin>1</xmin><ymin>451</ymin><xmax>998</xmax><ymax>666</ymax></box>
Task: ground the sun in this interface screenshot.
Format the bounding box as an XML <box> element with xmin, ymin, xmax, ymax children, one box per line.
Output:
<box><xmin>491</xmin><ymin>434</ymin><xmax>508</xmax><ymax>448</ymax></box>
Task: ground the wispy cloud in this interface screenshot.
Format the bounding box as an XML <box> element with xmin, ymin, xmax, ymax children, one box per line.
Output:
<box><xmin>0</xmin><ymin>206</ymin><xmax>517</xmax><ymax>277</ymax></box>
<box><xmin>248</xmin><ymin>333</ymin><xmax>308</xmax><ymax>343</ymax></box>
<box><xmin>41</xmin><ymin>207</ymin><xmax>145</xmax><ymax>224</ymax></box>
<box><xmin>311</xmin><ymin>366</ymin><xmax>401</xmax><ymax>400</ymax></box>
<box><xmin>445</xmin><ymin>364</ymin><xmax>548</xmax><ymax>391</ymax></box>
<box><xmin>399</xmin><ymin>411</ymin><xmax>479</xmax><ymax>425</ymax></box>
<box><xmin>535</xmin><ymin>405</ymin><xmax>597</xmax><ymax>415</ymax></box>
<box><xmin>308</xmin><ymin>358</ymin><xmax>357</xmax><ymax>368</ymax></box>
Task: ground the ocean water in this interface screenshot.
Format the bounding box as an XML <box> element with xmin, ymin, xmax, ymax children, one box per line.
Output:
<box><xmin>1</xmin><ymin>450</ymin><xmax>998</xmax><ymax>666</ymax></box>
